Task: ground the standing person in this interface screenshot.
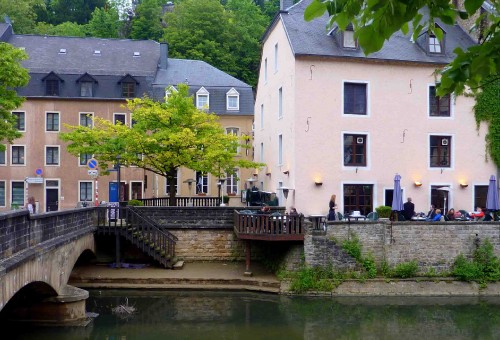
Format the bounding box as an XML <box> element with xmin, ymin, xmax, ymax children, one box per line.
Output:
<box><xmin>327</xmin><ymin>194</ymin><xmax>337</xmax><ymax>221</ymax></box>
<box><xmin>27</xmin><ymin>196</ymin><xmax>36</xmax><ymax>214</ymax></box>
<box><xmin>403</xmin><ymin>197</ymin><xmax>415</xmax><ymax>220</ymax></box>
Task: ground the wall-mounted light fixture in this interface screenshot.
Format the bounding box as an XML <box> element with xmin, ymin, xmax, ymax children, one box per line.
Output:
<box><xmin>252</xmin><ymin>173</ymin><xmax>258</xmax><ymax>177</ymax></box>
<box><xmin>278</xmin><ymin>187</ymin><xmax>294</xmax><ymax>199</ymax></box>
<box><xmin>266</xmin><ymin>172</ymin><xmax>271</xmax><ymax>176</ymax></box>
<box><xmin>314</xmin><ymin>180</ymin><xmax>323</xmax><ymax>186</ymax></box>
<box><xmin>283</xmin><ymin>170</ymin><xmax>289</xmax><ymax>175</ymax></box>
<box><xmin>414</xmin><ymin>181</ymin><xmax>422</xmax><ymax>187</ymax></box>
<box><xmin>460</xmin><ymin>183</ymin><xmax>468</xmax><ymax>188</ymax></box>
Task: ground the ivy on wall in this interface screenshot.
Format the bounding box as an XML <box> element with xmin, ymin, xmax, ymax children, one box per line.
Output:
<box><xmin>473</xmin><ymin>78</ymin><xmax>500</xmax><ymax>167</ymax></box>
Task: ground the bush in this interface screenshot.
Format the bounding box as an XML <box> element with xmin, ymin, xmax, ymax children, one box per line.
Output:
<box><xmin>391</xmin><ymin>260</ymin><xmax>419</xmax><ymax>278</ymax></box>
<box><xmin>452</xmin><ymin>239</ymin><xmax>500</xmax><ymax>283</ymax></box>
<box><xmin>127</xmin><ymin>199</ymin><xmax>144</xmax><ymax>206</ymax></box>
<box><xmin>375</xmin><ymin>206</ymin><xmax>392</xmax><ymax>218</ymax></box>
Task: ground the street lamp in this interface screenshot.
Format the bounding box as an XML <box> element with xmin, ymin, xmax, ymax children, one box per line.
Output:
<box><xmin>218</xmin><ymin>178</ymin><xmax>226</xmax><ymax>206</ymax></box>
<box><xmin>116</xmin><ymin>155</ymin><xmax>121</xmax><ymax>204</ymax></box>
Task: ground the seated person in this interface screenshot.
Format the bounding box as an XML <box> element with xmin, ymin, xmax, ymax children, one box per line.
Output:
<box><xmin>469</xmin><ymin>207</ymin><xmax>485</xmax><ymax>221</ymax></box>
<box><xmin>258</xmin><ymin>205</ymin><xmax>271</xmax><ymax>214</ymax></box>
<box><xmin>483</xmin><ymin>210</ymin><xmax>493</xmax><ymax>221</ymax></box>
<box><xmin>426</xmin><ymin>205</ymin><xmax>437</xmax><ymax>220</ymax></box>
<box><xmin>446</xmin><ymin>208</ymin><xmax>457</xmax><ymax>221</ymax></box>
<box><xmin>289</xmin><ymin>207</ymin><xmax>299</xmax><ymax>216</ymax></box>
<box><xmin>432</xmin><ymin>209</ymin><xmax>443</xmax><ymax>221</ymax></box>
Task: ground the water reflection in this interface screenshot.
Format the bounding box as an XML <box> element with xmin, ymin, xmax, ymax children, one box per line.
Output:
<box><xmin>10</xmin><ymin>291</ymin><xmax>500</xmax><ymax>339</ymax></box>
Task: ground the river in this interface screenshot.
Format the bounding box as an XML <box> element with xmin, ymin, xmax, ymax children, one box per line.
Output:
<box><xmin>9</xmin><ymin>290</ymin><xmax>500</xmax><ymax>339</ymax></box>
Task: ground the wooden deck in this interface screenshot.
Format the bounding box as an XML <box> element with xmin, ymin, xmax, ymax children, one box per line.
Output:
<box><xmin>233</xmin><ymin>211</ymin><xmax>305</xmax><ymax>241</ymax></box>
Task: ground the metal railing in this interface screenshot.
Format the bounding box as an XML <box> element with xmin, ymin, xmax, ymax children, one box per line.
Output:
<box><xmin>139</xmin><ymin>196</ymin><xmax>221</xmax><ymax>207</ymax></box>
<box><xmin>233</xmin><ymin>210</ymin><xmax>305</xmax><ymax>241</ymax></box>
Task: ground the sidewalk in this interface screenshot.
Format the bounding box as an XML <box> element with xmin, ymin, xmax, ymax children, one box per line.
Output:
<box><xmin>69</xmin><ymin>261</ymin><xmax>281</xmax><ymax>293</ymax></box>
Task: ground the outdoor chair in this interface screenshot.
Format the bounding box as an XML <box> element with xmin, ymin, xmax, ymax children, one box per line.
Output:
<box><xmin>366</xmin><ymin>212</ymin><xmax>379</xmax><ymax>221</ymax></box>
<box><xmin>337</xmin><ymin>212</ymin><xmax>344</xmax><ymax>220</ymax></box>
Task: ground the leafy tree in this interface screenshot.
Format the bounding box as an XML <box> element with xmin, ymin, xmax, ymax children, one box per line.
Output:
<box><xmin>130</xmin><ymin>0</ymin><xmax>164</xmax><ymax>40</ymax></box>
<box><xmin>35</xmin><ymin>0</ymin><xmax>107</xmax><ymax>25</ymax></box>
<box><xmin>304</xmin><ymin>0</ymin><xmax>499</xmax><ymax>96</ymax></box>
<box><xmin>0</xmin><ymin>0</ymin><xmax>44</xmax><ymax>34</ymax></box>
<box><xmin>87</xmin><ymin>5</ymin><xmax>120</xmax><ymax>38</ymax></box>
<box><xmin>0</xmin><ymin>43</ymin><xmax>29</xmax><ymax>151</ymax></box>
<box><xmin>33</xmin><ymin>21</ymin><xmax>87</xmax><ymax>36</ymax></box>
<box><xmin>59</xmin><ymin>84</ymin><xmax>262</xmax><ymax>205</ymax></box>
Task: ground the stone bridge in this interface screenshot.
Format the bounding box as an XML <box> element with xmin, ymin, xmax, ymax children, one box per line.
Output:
<box><xmin>0</xmin><ymin>209</ymin><xmax>96</xmax><ymax>325</ymax></box>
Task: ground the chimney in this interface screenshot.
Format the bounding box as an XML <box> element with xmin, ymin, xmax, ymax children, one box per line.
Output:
<box><xmin>280</xmin><ymin>0</ymin><xmax>294</xmax><ymax>10</ymax></box>
<box><xmin>160</xmin><ymin>42</ymin><xmax>168</xmax><ymax>69</ymax></box>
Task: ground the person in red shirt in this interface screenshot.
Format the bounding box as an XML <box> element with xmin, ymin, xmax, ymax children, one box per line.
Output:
<box><xmin>469</xmin><ymin>207</ymin><xmax>485</xmax><ymax>221</ymax></box>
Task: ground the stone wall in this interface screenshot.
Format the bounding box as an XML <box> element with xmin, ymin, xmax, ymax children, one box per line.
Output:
<box><xmin>305</xmin><ymin>220</ymin><xmax>500</xmax><ymax>272</ymax></box>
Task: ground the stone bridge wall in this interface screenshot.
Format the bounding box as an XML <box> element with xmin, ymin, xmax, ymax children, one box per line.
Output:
<box><xmin>305</xmin><ymin>220</ymin><xmax>500</xmax><ymax>273</ymax></box>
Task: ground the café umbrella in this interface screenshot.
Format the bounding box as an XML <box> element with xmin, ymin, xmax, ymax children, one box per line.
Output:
<box><xmin>486</xmin><ymin>175</ymin><xmax>499</xmax><ymax>215</ymax></box>
<box><xmin>391</xmin><ymin>174</ymin><xmax>404</xmax><ymax>212</ymax></box>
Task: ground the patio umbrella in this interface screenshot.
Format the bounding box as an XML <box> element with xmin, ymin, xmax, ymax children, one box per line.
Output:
<box><xmin>486</xmin><ymin>175</ymin><xmax>499</xmax><ymax>213</ymax></box>
<box><xmin>391</xmin><ymin>174</ymin><xmax>404</xmax><ymax>212</ymax></box>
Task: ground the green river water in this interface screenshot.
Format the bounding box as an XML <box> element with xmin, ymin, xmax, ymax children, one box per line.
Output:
<box><xmin>9</xmin><ymin>290</ymin><xmax>500</xmax><ymax>339</ymax></box>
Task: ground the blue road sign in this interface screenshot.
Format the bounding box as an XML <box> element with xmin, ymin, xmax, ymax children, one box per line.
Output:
<box><xmin>87</xmin><ymin>158</ymin><xmax>98</xmax><ymax>169</ymax></box>
<box><xmin>35</xmin><ymin>168</ymin><xmax>43</xmax><ymax>176</ymax></box>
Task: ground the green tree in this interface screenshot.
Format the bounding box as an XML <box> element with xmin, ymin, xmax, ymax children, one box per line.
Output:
<box><xmin>59</xmin><ymin>84</ymin><xmax>262</xmax><ymax>205</ymax></box>
<box><xmin>0</xmin><ymin>43</ymin><xmax>30</xmax><ymax>151</ymax></box>
<box><xmin>130</xmin><ymin>0</ymin><xmax>164</xmax><ymax>40</ymax></box>
<box><xmin>0</xmin><ymin>0</ymin><xmax>44</xmax><ymax>34</ymax></box>
<box><xmin>87</xmin><ymin>5</ymin><xmax>120</xmax><ymax>38</ymax></box>
<box><xmin>305</xmin><ymin>0</ymin><xmax>499</xmax><ymax>96</ymax></box>
<box><xmin>35</xmin><ymin>0</ymin><xmax>106</xmax><ymax>25</ymax></box>
<box><xmin>33</xmin><ymin>21</ymin><xmax>87</xmax><ymax>36</ymax></box>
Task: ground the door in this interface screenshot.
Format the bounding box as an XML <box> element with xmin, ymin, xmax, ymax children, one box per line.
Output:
<box><xmin>109</xmin><ymin>182</ymin><xmax>118</xmax><ymax>202</ymax></box>
<box><xmin>46</xmin><ymin>188</ymin><xmax>58</xmax><ymax>212</ymax></box>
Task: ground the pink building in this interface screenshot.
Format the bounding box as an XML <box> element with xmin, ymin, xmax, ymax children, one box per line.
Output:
<box><xmin>253</xmin><ymin>0</ymin><xmax>497</xmax><ymax>217</ymax></box>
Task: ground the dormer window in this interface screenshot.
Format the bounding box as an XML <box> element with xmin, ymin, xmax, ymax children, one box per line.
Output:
<box><xmin>196</xmin><ymin>87</ymin><xmax>209</xmax><ymax>110</ymax></box>
<box><xmin>76</xmin><ymin>73</ymin><xmax>97</xmax><ymax>97</ymax></box>
<box><xmin>42</xmin><ymin>72</ymin><xmax>64</xmax><ymax>96</ymax></box>
<box><xmin>165</xmin><ymin>85</ymin><xmax>177</xmax><ymax>102</ymax></box>
<box><xmin>343</xmin><ymin>25</ymin><xmax>357</xmax><ymax>48</ymax></box>
<box><xmin>118</xmin><ymin>74</ymin><xmax>139</xmax><ymax>98</ymax></box>
<box><xmin>429</xmin><ymin>34</ymin><xmax>442</xmax><ymax>53</ymax></box>
<box><xmin>226</xmin><ymin>88</ymin><xmax>239</xmax><ymax>111</ymax></box>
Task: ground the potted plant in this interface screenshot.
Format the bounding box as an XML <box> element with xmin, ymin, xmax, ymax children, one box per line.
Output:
<box><xmin>127</xmin><ymin>199</ymin><xmax>144</xmax><ymax>206</ymax></box>
<box><xmin>375</xmin><ymin>206</ymin><xmax>392</xmax><ymax>219</ymax></box>
<box><xmin>223</xmin><ymin>196</ymin><xmax>230</xmax><ymax>204</ymax></box>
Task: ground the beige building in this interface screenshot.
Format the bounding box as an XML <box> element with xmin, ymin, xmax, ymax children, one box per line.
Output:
<box><xmin>0</xmin><ymin>24</ymin><xmax>254</xmax><ymax>212</ymax></box>
<box><xmin>253</xmin><ymin>0</ymin><xmax>498</xmax><ymax>216</ymax></box>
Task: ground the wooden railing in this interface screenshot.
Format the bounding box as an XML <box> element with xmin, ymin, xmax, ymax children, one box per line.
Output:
<box><xmin>139</xmin><ymin>196</ymin><xmax>221</xmax><ymax>207</ymax></box>
<box><xmin>233</xmin><ymin>210</ymin><xmax>305</xmax><ymax>241</ymax></box>
<box><xmin>96</xmin><ymin>206</ymin><xmax>177</xmax><ymax>268</ymax></box>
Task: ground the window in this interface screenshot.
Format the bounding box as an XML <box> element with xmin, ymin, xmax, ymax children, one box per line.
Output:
<box><xmin>274</xmin><ymin>43</ymin><xmax>278</xmax><ymax>72</ymax></box>
<box><xmin>46</xmin><ymin>112</ymin><xmax>60</xmax><ymax>131</ymax></box>
<box><xmin>11</xmin><ymin>145</ymin><xmax>25</xmax><ymax>165</ymax></box>
<box><xmin>12</xmin><ymin>112</ymin><xmax>25</xmax><ymax>131</ymax></box>
<box><xmin>165</xmin><ymin>86</ymin><xmax>177</xmax><ymax>102</ymax></box>
<box><xmin>260</xmin><ymin>104</ymin><xmax>264</xmax><ymax>129</ymax></box>
<box><xmin>344</xmin><ymin>134</ymin><xmax>367</xmax><ymax>166</ymax></box>
<box><xmin>474</xmin><ymin>185</ymin><xmax>488</xmax><ymax>210</ymax></box>
<box><xmin>80</xmin><ymin>112</ymin><xmax>93</xmax><ymax>127</ymax></box>
<box><xmin>260</xmin><ymin>142</ymin><xmax>264</xmax><ymax>163</ymax></box>
<box><xmin>429</xmin><ymin>34</ymin><xmax>442</xmax><ymax>53</ymax></box>
<box><xmin>344</xmin><ymin>82</ymin><xmax>367</xmax><ymax>115</ymax></box>
<box><xmin>264</xmin><ymin>58</ymin><xmax>268</xmax><ymax>82</ymax></box>
<box><xmin>46</xmin><ymin>79</ymin><xmax>59</xmax><ymax>96</ymax></box>
<box><xmin>430</xmin><ymin>136</ymin><xmax>451</xmax><ymax>167</ymax></box>
<box><xmin>278</xmin><ymin>134</ymin><xmax>283</xmax><ymax>165</ymax></box>
<box><xmin>45</xmin><ymin>146</ymin><xmax>60</xmax><ymax>165</ymax></box>
<box><xmin>12</xmin><ymin>181</ymin><xmax>24</xmax><ymax>207</ymax></box>
<box><xmin>196</xmin><ymin>172</ymin><xmax>208</xmax><ymax>194</ymax></box>
<box><xmin>226</xmin><ymin>88</ymin><xmax>239</xmax><ymax>110</ymax></box>
<box><xmin>80</xmin><ymin>81</ymin><xmax>93</xmax><ymax>97</ymax></box>
<box><xmin>79</xmin><ymin>153</ymin><xmax>92</xmax><ymax>166</ymax></box>
<box><xmin>429</xmin><ymin>86</ymin><xmax>450</xmax><ymax>117</ymax></box>
<box><xmin>226</xmin><ymin>169</ymin><xmax>239</xmax><ymax>195</ymax></box>
<box><xmin>131</xmin><ymin>182</ymin><xmax>143</xmax><ymax>200</ymax></box>
<box><xmin>121</xmin><ymin>82</ymin><xmax>135</xmax><ymax>97</ymax></box>
<box><xmin>0</xmin><ymin>181</ymin><xmax>5</xmax><ymax>206</ymax></box>
<box><xmin>165</xmin><ymin>171</ymin><xmax>178</xmax><ymax>195</ymax></box>
<box><xmin>114</xmin><ymin>113</ymin><xmax>126</xmax><ymax>125</ymax></box>
<box><xmin>278</xmin><ymin>87</ymin><xmax>283</xmax><ymax>118</ymax></box>
<box><xmin>431</xmin><ymin>185</ymin><xmax>450</xmax><ymax>211</ymax></box>
<box><xmin>343</xmin><ymin>184</ymin><xmax>373</xmax><ymax>216</ymax></box>
<box><xmin>79</xmin><ymin>182</ymin><xmax>93</xmax><ymax>202</ymax></box>
<box><xmin>196</xmin><ymin>87</ymin><xmax>209</xmax><ymax>110</ymax></box>
<box><xmin>0</xmin><ymin>147</ymin><xmax>5</xmax><ymax>165</ymax></box>
<box><xmin>343</xmin><ymin>26</ymin><xmax>357</xmax><ymax>48</ymax></box>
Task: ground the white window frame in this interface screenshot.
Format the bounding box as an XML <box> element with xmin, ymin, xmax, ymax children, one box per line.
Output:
<box><xmin>428</xmin><ymin>133</ymin><xmax>454</xmax><ymax>170</ymax></box>
<box><xmin>80</xmin><ymin>81</ymin><xmax>93</xmax><ymax>97</ymax></box>
<box><xmin>427</xmin><ymin>84</ymin><xmax>453</xmax><ymax>118</ymax></box>
<box><xmin>79</xmin><ymin>153</ymin><xmax>93</xmax><ymax>167</ymax></box>
<box><xmin>195</xmin><ymin>171</ymin><xmax>209</xmax><ymax>194</ymax></box>
<box><xmin>11</xmin><ymin>180</ymin><xmax>25</xmax><ymax>207</ymax></box>
<box><xmin>78</xmin><ymin>180</ymin><xmax>94</xmax><ymax>203</ymax></box>
<box><xmin>0</xmin><ymin>180</ymin><xmax>5</xmax><ymax>207</ymax></box>
<box><xmin>165</xmin><ymin>85</ymin><xmax>177</xmax><ymax>102</ymax></box>
<box><xmin>12</xmin><ymin>111</ymin><xmax>26</xmax><ymax>132</ymax></box>
<box><xmin>45</xmin><ymin>111</ymin><xmax>60</xmax><ymax>132</ymax></box>
<box><xmin>341</xmin><ymin>131</ymin><xmax>371</xmax><ymax>170</ymax></box>
<box><xmin>0</xmin><ymin>146</ymin><xmax>6</xmax><ymax>166</ymax></box>
<box><xmin>264</xmin><ymin>58</ymin><xmax>268</xmax><ymax>83</ymax></box>
<box><xmin>165</xmin><ymin>170</ymin><xmax>179</xmax><ymax>196</ymax></box>
<box><xmin>260</xmin><ymin>142</ymin><xmax>264</xmax><ymax>163</ymax></box>
<box><xmin>429</xmin><ymin>35</ymin><xmax>442</xmax><ymax>53</ymax></box>
<box><xmin>274</xmin><ymin>43</ymin><xmax>278</xmax><ymax>73</ymax></box>
<box><xmin>278</xmin><ymin>134</ymin><xmax>283</xmax><ymax>165</ymax></box>
<box><xmin>278</xmin><ymin>87</ymin><xmax>283</xmax><ymax>119</ymax></box>
<box><xmin>130</xmin><ymin>181</ymin><xmax>144</xmax><ymax>200</ymax></box>
<box><xmin>226</xmin><ymin>127</ymin><xmax>240</xmax><ymax>153</ymax></box>
<box><xmin>226</xmin><ymin>169</ymin><xmax>239</xmax><ymax>195</ymax></box>
<box><xmin>79</xmin><ymin>112</ymin><xmax>94</xmax><ymax>127</ymax></box>
<box><xmin>11</xmin><ymin>144</ymin><xmax>26</xmax><ymax>166</ymax></box>
<box><xmin>113</xmin><ymin>113</ymin><xmax>127</xmax><ymax>126</ymax></box>
<box><xmin>260</xmin><ymin>104</ymin><xmax>264</xmax><ymax>129</ymax></box>
<box><xmin>342</xmin><ymin>80</ymin><xmax>370</xmax><ymax>117</ymax></box>
<box><xmin>196</xmin><ymin>87</ymin><xmax>210</xmax><ymax>110</ymax></box>
<box><xmin>343</xmin><ymin>29</ymin><xmax>357</xmax><ymax>48</ymax></box>
<box><xmin>226</xmin><ymin>88</ymin><xmax>239</xmax><ymax>111</ymax></box>
<box><xmin>45</xmin><ymin>145</ymin><xmax>60</xmax><ymax>166</ymax></box>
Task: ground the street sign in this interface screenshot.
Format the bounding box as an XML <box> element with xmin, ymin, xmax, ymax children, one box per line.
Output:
<box><xmin>88</xmin><ymin>170</ymin><xmax>98</xmax><ymax>177</ymax></box>
<box><xmin>35</xmin><ymin>168</ymin><xmax>43</xmax><ymax>176</ymax></box>
<box><xmin>26</xmin><ymin>177</ymin><xmax>44</xmax><ymax>184</ymax></box>
<box><xmin>87</xmin><ymin>158</ymin><xmax>98</xmax><ymax>169</ymax></box>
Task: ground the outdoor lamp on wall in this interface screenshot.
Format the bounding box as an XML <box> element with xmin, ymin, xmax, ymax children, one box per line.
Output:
<box><xmin>283</xmin><ymin>170</ymin><xmax>290</xmax><ymax>175</ymax></box>
<box><xmin>314</xmin><ymin>180</ymin><xmax>323</xmax><ymax>186</ymax></box>
<box><xmin>460</xmin><ymin>182</ymin><xmax>468</xmax><ymax>188</ymax></box>
<box><xmin>282</xmin><ymin>188</ymin><xmax>289</xmax><ymax>199</ymax></box>
<box><xmin>414</xmin><ymin>181</ymin><xmax>422</xmax><ymax>187</ymax></box>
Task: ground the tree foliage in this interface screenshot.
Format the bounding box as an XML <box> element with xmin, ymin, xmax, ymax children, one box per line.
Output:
<box><xmin>59</xmin><ymin>83</ymin><xmax>262</xmax><ymax>204</ymax></box>
<box><xmin>0</xmin><ymin>0</ymin><xmax>44</xmax><ymax>34</ymax></box>
<box><xmin>0</xmin><ymin>43</ymin><xmax>30</xmax><ymax>151</ymax></box>
<box><xmin>33</xmin><ymin>21</ymin><xmax>87</xmax><ymax>37</ymax></box>
<box><xmin>305</xmin><ymin>0</ymin><xmax>500</xmax><ymax>96</ymax></box>
<box><xmin>35</xmin><ymin>0</ymin><xmax>107</xmax><ymax>25</ymax></box>
<box><xmin>87</xmin><ymin>5</ymin><xmax>120</xmax><ymax>38</ymax></box>
<box><xmin>130</xmin><ymin>0</ymin><xmax>164</xmax><ymax>40</ymax></box>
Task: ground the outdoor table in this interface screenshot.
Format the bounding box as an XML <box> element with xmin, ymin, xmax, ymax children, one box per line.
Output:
<box><xmin>411</xmin><ymin>217</ymin><xmax>427</xmax><ymax>221</ymax></box>
<box><xmin>348</xmin><ymin>214</ymin><xmax>366</xmax><ymax>221</ymax></box>
<box><xmin>308</xmin><ymin>214</ymin><xmax>326</xmax><ymax>230</ymax></box>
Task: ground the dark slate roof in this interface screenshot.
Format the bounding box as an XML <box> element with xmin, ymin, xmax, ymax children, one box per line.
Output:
<box><xmin>152</xmin><ymin>59</ymin><xmax>254</xmax><ymax>115</ymax></box>
<box><xmin>274</xmin><ymin>0</ymin><xmax>476</xmax><ymax>64</ymax></box>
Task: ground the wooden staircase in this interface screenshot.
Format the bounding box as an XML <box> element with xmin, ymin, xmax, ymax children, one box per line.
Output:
<box><xmin>97</xmin><ymin>206</ymin><xmax>178</xmax><ymax>268</ymax></box>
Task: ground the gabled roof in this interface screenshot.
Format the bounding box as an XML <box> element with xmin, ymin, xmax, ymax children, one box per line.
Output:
<box><xmin>41</xmin><ymin>71</ymin><xmax>64</xmax><ymax>82</ymax></box>
<box><xmin>276</xmin><ymin>0</ymin><xmax>476</xmax><ymax>64</ymax></box>
<box><xmin>76</xmin><ymin>72</ymin><xmax>98</xmax><ymax>83</ymax></box>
